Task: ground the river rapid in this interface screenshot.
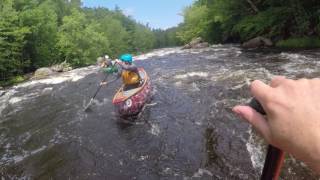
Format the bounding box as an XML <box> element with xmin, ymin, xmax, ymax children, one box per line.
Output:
<box><xmin>1</xmin><ymin>45</ymin><xmax>320</xmax><ymax>179</ymax></box>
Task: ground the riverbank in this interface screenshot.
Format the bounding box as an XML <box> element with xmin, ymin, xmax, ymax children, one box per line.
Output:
<box><xmin>276</xmin><ymin>37</ymin><xmax>320</xmax><ymax>48</ymax></box>
<box><xmin>1</xmin><ymin>42</ymin><xmax>319</xmax><ymax>89</ymax></box>
<box><xmin>0</xmin><ymin>47</ymin><xmax>203</xmax><ymax>88</ymax></box>
<box><xmin>0</xmin><ymin>75</ymin><xmax>29</xmax><ymax>88</ymax></box>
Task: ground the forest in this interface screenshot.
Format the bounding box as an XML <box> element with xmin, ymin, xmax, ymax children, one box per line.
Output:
<box><xmin>0</xmin><ymin>0</ymin><xmax>156</xmax><ymax>84</ymax></box>
<box><xmin>177</xmin><ymin>0</ymin><xmax>320</xmax><ymax>46</ymax></box>
<box><xmin>1</xmin><ymin>0</ymin><xmax>320</xmax><ymax>85</ymax></box>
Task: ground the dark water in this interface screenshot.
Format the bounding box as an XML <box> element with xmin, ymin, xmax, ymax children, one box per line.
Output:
<box><xmin>1</xmin><ymin>45</ymin><xmax>320</xmax><ymax>179</ymax></box>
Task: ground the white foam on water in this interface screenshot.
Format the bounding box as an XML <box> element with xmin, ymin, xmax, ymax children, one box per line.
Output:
<box><xmin>211</xmin><ymin>44</ymin><xmax>224</xmax><ymax>48</ymax></box>
<box><xmin>280</xmin><ymin>53</ymin><xmax>315</xmax><ymax>74</ymax></box>
<box><xmin>162</xmin><ymin>167</ymin><xmax>172</xmax><ymax>175</ymax></box>
<box><xmin>1</xmin><ymin>145</ymin><xmax>47</xmax><ymax>165</ymax></box>
<box><xmin>191</xmin><ymin>168</ymin><xmax>213</xmax><ymax>178</ymax></box>
<box><xmin>135</xmin><ymin>48</ymin><xmax>183</xmax><ymax>60</ymax></box>
<box><xmin>49</xmin><ymin>129</ymin><xmax>65</xmax><ymax>144</ymax></box>
<box><xmin>17</xmin><ymin>65</ymin><xmax>98</xmax><ymax>88</ymax></box>
<box><xmin>280</xmin><ymin>53</ymin><xmax>319</xmax><ymax>76</ymax></box>
<box><xmin>88</xmin><ymin>98</ymin><xmax>110</xmax><ymax>108</ymax></box>
<box><xmin>134</xmin><ymin>46</ymin><xmax>218</xmax><ymax>61</ymax></box>
<box><xmin>191</xmin><ymin>82</ymin><xmax>200</xmax><ymax>91</ymax></box>
<box><xmin>19</xmin><ymin>132</ymin><xmax>32</xmax><ymax>144</ymax></box>
<box><xmin>41</xmin><ymin>87</ymin><xmax>53</xmax><ymax>95</ymax></box>
<box><xmin>8</xmin><ymin>92</ymin><xmax>39</xmax><ymax>105</ymax></box>
<box><xmin>216</xmin><ymin>67</ymin><xmax>275</xmax><ymax>84</ymax></box>
<box><xmin>134</xmin><ymin>45</ymin><xmax>238</xmax><ymax>62</ymax></box>
<box><xmin>230</xmin><ymin>83</ymin><xmax>247</xmax><ymax>90</ymax></box>
<box><xmin>174</xmin><ymin>72</ymin><xmax>209</xmax><ymax>79</ymax></box>
<box><xmin>174</xmin><ymin>81</ymin><xmax>183</xmax><ymax>87</ymax></box>
<box><xmin>148</xmin><ymin>123</ymin><xmax>160</xmax><ymax>136</ymax></box>
<box><xmin>0</xmin><ymin>66</ymin><xmax>98</xmax><ymax>118</ymax></box>
<box><xmin>14</xmin><ymin>146</ymin><xmax>47</xmax><ymax>164</ymax></box>
<box><xmin>8</xmin><ymin>97</ymin><xmax>22</xmax><ymax>104</ymax></box>
<box><xmin>280</xmin><ymin>52</ymin><xmax>309</xmax><ymax>61</ymax></box>
<box><xmin>137</xmin><ymin>155</ymin><xmax>149</xmax><ymax>161</ymax></box>
<box><xmin>246</xmin><ymin>128</ymin><xmax>264</xmax><ymax>171</ymax></box>
<box><xmin>0</xmin><ymin>89</ymin><xmax>17</xmax><ymax>116</ymax></box>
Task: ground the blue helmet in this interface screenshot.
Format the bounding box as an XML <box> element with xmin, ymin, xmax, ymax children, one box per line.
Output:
<box><xmin>120</xmin><ymin>54</ymin><xmax>133</xmax><ymax>63</ymax></box>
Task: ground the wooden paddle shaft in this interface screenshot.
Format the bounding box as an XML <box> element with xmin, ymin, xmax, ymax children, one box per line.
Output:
<box><xmin>92</xmin><ymin>75</ymin><xmax>109</xmax><ymax>99</ymax></box>
<box><xmin>248</xmin><ymin>99</ymin><xmax>285</xmax><ymax>180</ymax></box>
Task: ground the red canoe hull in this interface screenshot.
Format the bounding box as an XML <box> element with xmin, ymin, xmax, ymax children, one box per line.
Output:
<box><xmin>112</xmin><ymin>68</ymin><xmax>152</xmax><ymax>117</ymax></box>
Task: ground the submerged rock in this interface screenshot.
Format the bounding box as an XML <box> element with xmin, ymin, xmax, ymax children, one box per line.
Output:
<box><xmin>33</xmin><ymin>62</ymin><xmax>72</xmax><ymax>80</ymax></box>
<box><xmin>242</xmin><ymin>36</ymin><xmax>273</xmax><ymax>48</ymax></box>
<box><xmin>194</xmin><ymin>42</ymin><xmax>209</xmax><ymax>49</ymax></box>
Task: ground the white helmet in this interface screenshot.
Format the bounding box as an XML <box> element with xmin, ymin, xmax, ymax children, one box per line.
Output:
<box><xmin>104</xmin><ymin>55</ymin><xmax>110</xmax><ymax>59</ymax></box>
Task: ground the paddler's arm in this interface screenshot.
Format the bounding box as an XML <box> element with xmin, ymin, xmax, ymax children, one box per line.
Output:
<box><xmin>100</xmin><ymin>71</ymin><xmax>121</xmax><ymax>86</ymax></box>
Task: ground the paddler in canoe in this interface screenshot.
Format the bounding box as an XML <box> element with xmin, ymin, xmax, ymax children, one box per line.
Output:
<box><xmin>100</xmin><ymin>54</ymin><xmax>143</xmax><ymax>90</ymax></box>
<box><xmin>85</xmin><ymin>54</ymin><xmax>143</xmax><ymax>111</ymax></box>
<box><xmin>97</xmin><ymin>54</ymin><xmax>119</xmax><ymax>83</ymax></box>
<box><xmin>96</xmin><ymin>53</ymin><xmax>150</xmax><ymax>117</ymax></box>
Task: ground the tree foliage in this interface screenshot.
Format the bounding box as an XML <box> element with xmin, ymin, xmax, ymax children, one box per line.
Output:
<box><xmin>153</xmin><ymin>27</ymin><xmax>183</xmax><ymax>48</ymax></box>
<box><xmin>0</xmin><ymin>0</ymin><xmax>30</xmax><ymax>80</ymax></box>
<box><xmin>0</xmin><ymin>0</ymin><xmax>156</xmax><ymax>82</ymax></box>
<box><xmin>57</xmin><ymin>9</ymin><xmax>109</xmax><ymax>67</ymax></box>
<box><xmin>177</xmin><ymin>5</ymin><xmax>212</xmax><ymax>43</ymax></box>
<box><xmin>177</xmin><ymin>0</ymin><xmax>320</xmax><ymax>43</ymax></box>
<box><xmin>20</xmin><ymin>0</ymin><xmax>59</xmax><ymax>68</ymax></box>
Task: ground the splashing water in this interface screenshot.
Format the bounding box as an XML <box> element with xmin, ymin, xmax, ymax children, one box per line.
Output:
<box><xmin>0</xmin><ymin>45</ymin><xmax>319</xmax><ymax>179</ymax></box>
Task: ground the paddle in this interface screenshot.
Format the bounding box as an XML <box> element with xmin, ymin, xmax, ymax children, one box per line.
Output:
<box><xmin>248</xmin><ymin>99</ymin><xmax>285</xmax><ymax>180</ymax></box>
<box><xmin>84</xmin><ymin>75</ymin><xmax>109</xmax><ymax>111</ymax></box>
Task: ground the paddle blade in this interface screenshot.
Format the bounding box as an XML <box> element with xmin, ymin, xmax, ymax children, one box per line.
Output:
<box><xmin>84</xmin><ymin>99</ymin><xmax>94</xmax><ymax>112</ymax></box>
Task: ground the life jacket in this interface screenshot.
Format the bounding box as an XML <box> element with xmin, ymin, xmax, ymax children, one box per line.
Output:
<box><xmin>121</xmin><ymin>70</ymin><xmax>140</xmax><ymax>85</ymax></box>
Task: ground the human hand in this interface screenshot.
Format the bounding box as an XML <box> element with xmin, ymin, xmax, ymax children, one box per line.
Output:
<box><xmin>99</xmin><ymin>61</ymin><xmax>106</xmax><ymax>68</ymax></box>
<box><xmin>115</xmin><ymin>59</ymin><xmax>122</xmax><ymax>64</ymax></box>
<box><xmin>233</xmin><ymin>77</ymin><xmax>320</xmax><ymax>172</ymax></box>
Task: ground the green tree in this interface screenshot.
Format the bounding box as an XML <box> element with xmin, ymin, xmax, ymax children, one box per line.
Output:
<box><xmin>153</xmin><ymin>27</ymin><xmax>182</xmax><ymax>48</ymax></box>
<box><xmin>20</xmin><ymin>0</ymin><xmax>59</xmax><ymax>68</ymax></box>
<box><xmin>0</xmin><ymin>1</ymin><xmax>159</xmax><ymax>84</ymax></box>
<box><xmin>131</xmin><ymin>24</ymin><xmax>155</xmax><ymax>53</ymax></box>
<box><xmin>0</xmin><ymin>0</ymin><xmax>29</xmax><ymax>81</ymax></box>
<box><xmin>177</xmin><ymin>5</ymin><xmax>211</xmax><ymax>43</ymax></box>
<box><xmin>98</xmin><ymin>16</ymin><xmax>130</xmax><ymax>57</ymax></box>
<box><xmin>178</xmin><ymin>0</ymin><xmax>320</xmax><ymax>44</ymax></box>
<box><xmin>57</xmin><ymin>9</ymin><xmax>109</xmax><ymax>67</ymax></box>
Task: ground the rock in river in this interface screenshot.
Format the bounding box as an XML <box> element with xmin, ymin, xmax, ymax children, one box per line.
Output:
<box><xmin>242</xmin><ymin>36</ymin><xmax>273</xmax><ymax>48</ymax></box>
<box><xmin>34</xmin><ymin>68</ymin><xmax>54</xmax><ymax>79</ymax></box>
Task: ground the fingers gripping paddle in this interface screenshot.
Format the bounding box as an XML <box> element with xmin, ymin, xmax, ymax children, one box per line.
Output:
<box><xmin>84</xmin><ymin>75</ymin><xmax>108</xmax><ymax>111</ymax></box>
<box><xmin>248</xmin><ymin>99</ymin><xmax>285</xmax><ymax>180</ymax></box>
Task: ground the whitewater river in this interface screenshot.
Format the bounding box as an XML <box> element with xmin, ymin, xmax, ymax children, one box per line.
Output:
<box><xmin>1</xmin><ymin>45</ymin><xmax>320</xmax><ymax>179</ymax></box>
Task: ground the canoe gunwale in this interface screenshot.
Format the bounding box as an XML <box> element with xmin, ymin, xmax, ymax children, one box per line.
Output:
<box><xmin>112</xmin><ymin>68</ymin><xmax>149</xmax><ymax>104</ymax></box>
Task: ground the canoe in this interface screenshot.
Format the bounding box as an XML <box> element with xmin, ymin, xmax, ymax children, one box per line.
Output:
<box><xmin>112</xmin><ymin>68</ymin><xmax>152</xmax><ymax>117</ymax></box>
